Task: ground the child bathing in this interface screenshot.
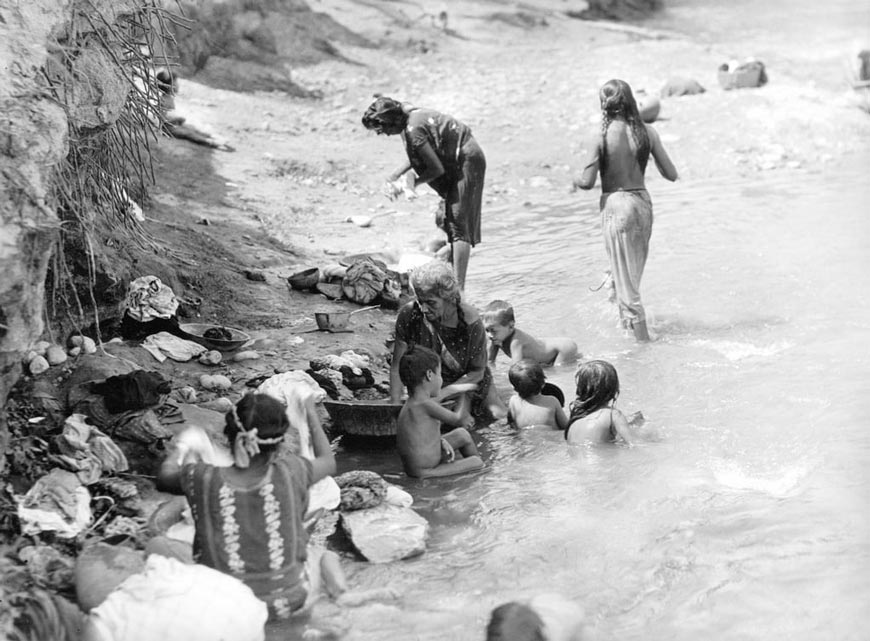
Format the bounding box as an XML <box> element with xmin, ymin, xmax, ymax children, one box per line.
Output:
<box><xmin>507</xmin><ymin>360</ymin><xmax>568</xmax><ymax>430</ymax></box>
<box><xmin>397</xmin><ymin>345</ymin><xmax>484</xmax><ymax>478</ymax></box>
<box><xmin>565</xmin><ymin>360</ymin><xmax>637</xmax><ymax>444</ymax></box>
<box><xmin>483</xmin><ymin>300</ymin><xmax>579</xmax><ymax>366</ymax></box>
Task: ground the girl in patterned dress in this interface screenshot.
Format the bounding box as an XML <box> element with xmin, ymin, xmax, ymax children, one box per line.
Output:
<box><xmin>157</xmin><ymin>392</ymin><xmax>342</xmax><ymax>620</ymax></box>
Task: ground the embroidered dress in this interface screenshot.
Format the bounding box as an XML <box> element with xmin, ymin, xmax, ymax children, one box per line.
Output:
<box><xmin>181</xmin><ymin>455</ymin><xmax>313</xmax><ymax>620</ymax></box>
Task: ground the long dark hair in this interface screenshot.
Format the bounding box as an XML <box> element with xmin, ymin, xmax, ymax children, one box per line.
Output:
<box><xmin>599</xmin><ymin>79</ymin><xmax>650</xmax><ymax>174</ymax></box>
<box><xmin>225</xmin><ymin>393</ymin><xmax>289</xmax><ymax>455</ymax></box>
<box><xmin>568</xmin><ymin>360</ymin><xmax>620</xmax><ymax>423</ymax></box>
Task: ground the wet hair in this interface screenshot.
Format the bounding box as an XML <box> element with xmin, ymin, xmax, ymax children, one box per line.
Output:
<box><xmin>399</xmin><ymin>344</ymin><xmax>441</xmax><ymax>393</ymax></box>
<box><xmin>599</xmin><ymin>79</ymin><xmax>651</xmax><ymax>175</ymax></box>
<box><xmin>361</xmin><ymin>96</ymin><xmax>408</xmax><ymax>133</ymax></box>
<box><xmin>486</xmin><ymin>602</ymin><xmax>545</xmax><ymax>641</ymax></box>
<box><xmin>482</xmin><ymin>300</ymin><xmax>515</xmax><ymax>326</ymax></box>
<box><xmin>508</xmin><ymin>359</ymin><xmax>545</xmax><ymax>399</ymax></box>
<box><xmin>568</xmin><ymin>360</ymin><xmax>620</xmax><ymax>422</ymax></box>
<box><xmin>224</xmin><ymin>393</ymin><xmax>289</xmax><ymax>454</ymax></box>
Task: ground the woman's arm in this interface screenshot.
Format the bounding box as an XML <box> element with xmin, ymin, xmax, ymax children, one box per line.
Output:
<box><xmin>446</xmin><ymin>318</ymin><xmax>488</xmax><ymax>387</ymax></box>
<box><xmin>647</xmin><ymin>126</ymin><xmax>678</xmax><ymax>181</ymax></box>
<box><xmin>387</xmin><ymin>159</ymin><xmax>412</xmax><ymax>182</ymax></box>
<box><xmin>390</xmin><ymin>338</ymin><xmax>409</xmax><ymax>403</ymax></box>
<box><xmin>156</xmin><ymin>443</ymin><xmax>197</xmax><ymax>493</ymax></box>
<box><xmin>573</xmin><ymin>134</ymin><xmax>600</xmax><ymax>190</ymax></box>
<box><xmin>308</xmin><ymin>400</ymin><xmax>337</xmax><ymax>483</ymax></box>
<box><xmin>410</xmin><ymin>142</ymin><xmax>445</xmax><ymax>187</ymax></box>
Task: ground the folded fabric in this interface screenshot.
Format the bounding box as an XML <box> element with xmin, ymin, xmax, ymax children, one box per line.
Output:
<box><xmin>140</xmin><ymin>333</ymin><xmax>206</xmax><ymax>363</ymax></box>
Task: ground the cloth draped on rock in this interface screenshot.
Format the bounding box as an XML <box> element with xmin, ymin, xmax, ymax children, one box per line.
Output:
<box><xmin>180</xmin><ymin>455</ymin><xmax>313</xmax><ymax>620</ymax></box>
<box><xmin>600</xmin><ymin>189</ymin><xmax>653</xmax><ymax>329</ymax></box>
<box><xmin>402</xmin><ymin>109</ymin><xmax>485</xmax><ymax>246</ymax></box>
<box><xmin>394</xmin><ymin>301</ymin><xmax>493</xmax><ymax>418</ymax></box>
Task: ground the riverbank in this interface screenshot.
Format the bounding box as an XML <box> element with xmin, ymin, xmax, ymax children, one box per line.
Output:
<box><xmin>4</xmin><ymin>0</ymin><xmax>869</xmax><ymax>637</ymax></box>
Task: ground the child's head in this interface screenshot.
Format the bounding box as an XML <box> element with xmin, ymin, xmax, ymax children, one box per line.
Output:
<box><xmin>399</xmin><ymin>345</ymin><xmax>442</xmax><ymax>395</ymax></box>
<box><xmin>508</xmin><ymin>359</ymin><xmax>545</xmax><ymax>399</ymax></box>
<box><xmin>225</xmin><ymin>393</ymin><xmax>289</xmax><ymax>466</ymax></box>
<box><xmin>486</xmin><ymin>602</ymin><xmax>545</xmax><ymax>641</ymax></box>
<box><xmin>482</xmin><ymin>300</ymin><xmax>515</xmax><ymax>346</ymax></box>
<box><xmin>572</xmin><ymin>360</ymin><xmax>620</xmax><ymax>416</ymax></box>
<box><xmin>599</xmin><ymin>78</ymin><xmax>641</xmax><ymax>120</ymax></box>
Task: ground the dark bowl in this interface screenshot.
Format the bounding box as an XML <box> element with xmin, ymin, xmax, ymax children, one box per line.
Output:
<box><xmin>323</xmin><ymin>400</ymin><xmax>402</xmax><ymax>437</ymax></box>
<box><xmin>288</xmin><ymin>267</ymin><xmax>321</xmax><ymax>291</ymax></box>
<box><xmin>178</xmin><ymin>323</ymin><xmax>251</xmax><ymax>351</ymax></box>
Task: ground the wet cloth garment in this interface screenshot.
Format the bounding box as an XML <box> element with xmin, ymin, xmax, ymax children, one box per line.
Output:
<box><xmin>124</xmin><ymin>276</ymin><xmax>179</xmax><ymax>322</ymax></box>
<box><xmin>394</xmin><ymin>301</ymin><xmax>493</xmax><ymax>417</ymax></box>
<box><xmin>402</xmin><ymin>109</ymin><xmax>485</xmax><ymax>246</ymax></box>
<box><xmin>180</xmin><ymin>455</ymin><xmax>313</xmax><ymax>620</ymax></box>
<box><xmin>600</xmin><ymin>189</ymin><xmax>653</xmax><ymax>329</ymax></box>
<box><xmin>91</xmin><ymin>370</ymin><xmax>171</xmax><ymax>413</ymax></box>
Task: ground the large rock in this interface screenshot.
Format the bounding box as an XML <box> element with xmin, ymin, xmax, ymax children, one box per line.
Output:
<box><xmin>340</xmin><ymin>503</ymin><xmax>429</xmax><ymax>563</ymax></box>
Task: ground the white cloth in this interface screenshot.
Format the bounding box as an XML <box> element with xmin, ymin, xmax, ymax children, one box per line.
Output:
<box><xmin>141</xmin><ymin>332</ymin><xmax>207</xmax><ymax>362</ymax></box>
<box><xmin>86</xmin><ymin>555</ymin><xmax>267</xmax><ymax>641</ymax></box>
<box><xmin>255</xmin><ymin>373</ymin><xmax>340</xmax><ymax>516</ymax></box>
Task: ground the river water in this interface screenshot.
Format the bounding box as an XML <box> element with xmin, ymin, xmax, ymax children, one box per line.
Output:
<box><xmin>276</xmin><ymin>3</ymin><xmax>869</xmax><ymax>640</ymax></box>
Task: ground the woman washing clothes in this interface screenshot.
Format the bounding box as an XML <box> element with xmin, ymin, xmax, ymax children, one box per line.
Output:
<box><xmin>573</xmin><ymin>79</ymin><xmax>679</xmax><ymax>341</ymax></box>
<box><xmin>389</xmin><ymin>261</ymin><xmax>506</xmax><ymax>422</ymax></box>
<box><xmin>362</xmin><ymin>96</ymin><xmax>486</xmax><ymax>291</ymax></box>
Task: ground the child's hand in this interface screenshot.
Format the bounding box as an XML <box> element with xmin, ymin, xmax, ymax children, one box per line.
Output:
<box><xmin>460</xmin><ymin>414</ymin><xmax>475</xmax><ymax>430</ymax></box>
<box><xmin>440</xmin><ymin>438</ymin><xmax>455</xmax><ymax>463</ymax></box>
<box><xmin>439</xmin><ymin>382</ymin><xmax>477</xmax><ymax>399</ymax></box>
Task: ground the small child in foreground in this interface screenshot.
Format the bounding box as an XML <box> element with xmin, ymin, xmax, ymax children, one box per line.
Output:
<box><xmin>483</xmin><ymin>300</ymin><xmax>579</xmax><ymax>367</ymax></box>
<box><xmin>486</xmin><ymin>594</ymin><xmax>588</xmax><ymax>641</ymax></box>
<box><xmin>565</xmin><ymin>360</ymin><xmax>642</xmax><ymax>444</ymax></box>
<box><xmin>507</xmin><ymin>360</ymin><xmax>568</xmax><ymax>430</ymax></box>
<box><xmin>397</xmin><ymin>345</ymin><xmax>484</xmax><ymax>478</ymax></box>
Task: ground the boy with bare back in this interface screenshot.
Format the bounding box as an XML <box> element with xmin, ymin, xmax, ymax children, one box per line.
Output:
<box><xmin>396</xmin><ymin>345</ymin><xmax>484</xmax><ymax>478</ymax></box>
<box><xmin>483</xmin><ymin>300</ymin><xmax>579</xmax><ymax>366</ymax></box>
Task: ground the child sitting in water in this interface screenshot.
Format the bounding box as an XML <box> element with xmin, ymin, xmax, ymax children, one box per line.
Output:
<box><xmin>565</xmin><ymin>360</ymin><xmax>641</xmax><ymax>444</ymax></box>
<box><xmin>397</xmin><ymin>345</ymin><xmax>484</xmax><ymax>478</ymax></box>
<box><xmin>507</xmin><ymin>360</ymin><xmax>568</xmax><ymax>430</ymax></box>
<box><xmin>483</xmin><ymin>300</ymin><xmax>579</xmax><ymax>367</ymax></box>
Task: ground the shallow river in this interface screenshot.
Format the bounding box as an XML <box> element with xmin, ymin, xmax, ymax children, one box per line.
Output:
<box><xmin>328</xmin><ymin>154</ymin><xmax>869</xmax><ymax>641</ymax></box>
<box><xmin>276</xmin><ymin>2</ymin><xmax>869</xmax><ymax>639</ymax></box>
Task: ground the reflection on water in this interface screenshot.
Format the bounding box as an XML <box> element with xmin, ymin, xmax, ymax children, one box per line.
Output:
<box><xmin>288</xmin><ymin>156</ymin><xmax>870</xmax><ymax>641</ymax></box>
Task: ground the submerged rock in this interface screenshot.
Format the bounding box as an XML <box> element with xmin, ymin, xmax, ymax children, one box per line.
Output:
<box><xmin>340</xmin><ymin>503</ymin><xmax>429</xmax><ymax>563</ymax></box>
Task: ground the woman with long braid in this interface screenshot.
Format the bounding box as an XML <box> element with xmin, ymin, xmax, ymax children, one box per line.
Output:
<box><xmin>573</xmin><ymin>79</ymin><xmax>678</xmax><ymax>341</ymax></box>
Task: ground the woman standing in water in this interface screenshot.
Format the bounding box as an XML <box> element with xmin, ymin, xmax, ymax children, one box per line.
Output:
<box><xmin>573</xmin><ymin>79</ymin><xmax>678</xmax><ymax>341</ymax></box>
<box><xmin>362</xmin><ymin>96</ymin><xmax>486</xmax><ymax>291</ymax></box>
